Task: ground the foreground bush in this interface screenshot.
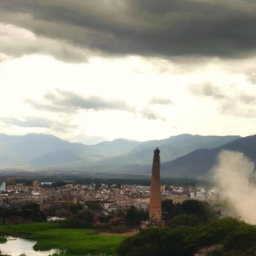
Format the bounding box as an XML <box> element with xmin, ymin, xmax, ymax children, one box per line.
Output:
<box><xmin>116</xmin><ymin>217</ymin><xmax>256</xmax><ymax>256</ymax></box>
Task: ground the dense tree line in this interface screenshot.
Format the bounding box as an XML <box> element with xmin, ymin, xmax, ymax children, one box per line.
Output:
<box><xmin>116</xmin><ymin>217</ymin><xmax>256</xmax><ymax>256</ymax></box>
<box><xmin>117</xmin><ymin>199</ymin><xmax>256</xmax><ymax>255</ymax></box>
<box><xmin>54</xmin><ymin>202</ymin><xmax>100</xmax><ymax>229</ymax></box>
<box><xmin>162</xmin><ymin>199</ymin><xmax>217</xmax><ymax>226</ymax></box>
<box><xmin>0</xmin><ymin>202</ymin><xmax>46</xmax><ymax>224</ymax></box>
<box><xmin>125</xmin><ymin>206</ymin><xmax>148</xmax><ymax>227</ymax></box>
<box><xmin>47</xmin><ymin>176</ymin><xmax>197</xmax><ymax>187</ymax></box>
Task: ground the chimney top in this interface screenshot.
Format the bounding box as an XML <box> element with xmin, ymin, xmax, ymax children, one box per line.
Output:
<box><xmin>153</xmin><ymin>148</ymin><xmax>160</xmax><ymax>163</ymax></box>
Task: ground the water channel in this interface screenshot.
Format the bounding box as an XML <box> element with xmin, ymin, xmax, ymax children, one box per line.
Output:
<box><xmin>0</xmin><ymin>237</ymin><xmax>60</xmax><ymax>256</ymax></box>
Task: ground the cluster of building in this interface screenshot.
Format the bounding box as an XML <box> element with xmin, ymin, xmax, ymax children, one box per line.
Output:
<box><xmin>0</xmin><ymin>180</ymin><xmax>150</xmax><ymax>212</ymax></box>
<box><xmin>0</xmin><ymin>149</ymin><xmax>218</xmax><ymax>223</ymax></box>
<box><xmin>0</xmin><ymin>179</ymin><xmax>217</xmax><ymax>216</ymax></box>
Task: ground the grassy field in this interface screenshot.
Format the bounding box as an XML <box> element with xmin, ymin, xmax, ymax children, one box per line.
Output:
<box><xmin>0</xmin><ymin>222</ymin><xmax>125</xmax><ymax>255</ymax></box>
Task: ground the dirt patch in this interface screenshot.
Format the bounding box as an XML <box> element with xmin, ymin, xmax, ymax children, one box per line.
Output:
<box><xmin>98</xmin><ymin>230</ymin><xmax>138</xmax><ymax>237</ymax></box>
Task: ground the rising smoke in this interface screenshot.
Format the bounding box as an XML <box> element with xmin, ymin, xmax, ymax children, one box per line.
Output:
<box><xmin>213</xmin><ymin>150</ymin><xmax>256</xmax><ymax>224</ymax></box>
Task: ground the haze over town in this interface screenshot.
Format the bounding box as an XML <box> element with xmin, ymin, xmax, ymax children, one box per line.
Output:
<box><xmin>1</xmin><ymin>0</ymin><xmax>256</xmax><ymax>144</ymax></box>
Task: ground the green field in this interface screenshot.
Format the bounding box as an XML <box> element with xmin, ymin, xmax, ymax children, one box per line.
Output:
<box><xmin>0</xmin><ymin>223</ymin><xmax>125</xmax><ymax>255</ymax></box>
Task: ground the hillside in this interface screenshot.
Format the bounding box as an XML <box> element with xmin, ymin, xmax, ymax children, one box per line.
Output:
<box><xmin>0</xmin><ymin>134</ymin><xmax>139</xmax><ymax>167</ymax></box>
<box><xmin>81</xmin><ymin>134</ymin><xmax>240</xmax><ymax>174</ymax></box>
<box><xmin>0</xmin><ymin>133</ymin><xmax>243</xmax><ymax>177</ymax></box>
<box><xmin>161</xmin><ymin>135</ymin><xmax>256</xmax><ymax>178</ymax></box>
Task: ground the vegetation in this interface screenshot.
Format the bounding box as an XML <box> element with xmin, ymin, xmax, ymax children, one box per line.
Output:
<box><xmin>116</xmin><ymin>217</ymin><xmax>256</xmax><ymax>256</ymax></box>
<box><xmin>117</xmin><ymin>199</ymin><xmax>256</xmax><ymax>255</ymax></box>
<box><xmin>0</xmin><ymin>202</ymin><xmax>46</xmax><ymax>224</ymax></box>
<box><xmin>0</xmin><ymin>237</ymin><xmax>7</xmax><ymax>244</ymax></box>
<box><xmin>125</xmin><ymin>206</ymin><xmax>148</xmax><ymax>227</ymax></box>
<box><xmin>162</xmin><ymin>199</ymin><xmax>217</xmax><ymax>226</ymax></box>
<box><xmin>2</xmin><ymin>186</ymin><xmax>256</xmax><ymax>256</ymax></box>
<box><xmin>0</xmin><ymin>222</ymin><xmax>125</xmax><ymax>255</ymax></box>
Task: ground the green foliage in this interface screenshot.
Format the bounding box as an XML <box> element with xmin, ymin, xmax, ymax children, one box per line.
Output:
<box><xmin>94</xmin><ymin>183</ymin><xmax>101</xmax><ymax>190</ymax></box>
<box><xmin>116</xmin><ymin>226</ymin><xmax>195</xmax><ymax>256</ymax></box>
<box><xmin>186</xmin><ymin>217</ymin><xmax>243</xmax><ymax>247</ymax></box>
<box><xmin>25</xmin><ymin>180</ymin><xmax>33</xmax><ymax>186</ymax></box>
<box><xmin>0</xmin><ymin>222</ymin><xmax>125</xmax><ymax>255</ymax></box>
<box><xmin>162</xmin><ymin>199</ymin><xmax>217</xmax><ymax>228</ymax></box>
<box><xmin>125</xmin><ymin>206</ymin><xmax>147</xmax><ymax>227</ymax></box>
<box><xmin>170</xmin><ymin>214</ymin><xmax>201</xmax><ymax>227</ymax></box>
<box><xmin>125</xmin><ymin>206</ymin><xmax>139</xmax><ymax>227</ymax></box>
<box><xmin>19</xmin><ymin>202</ymin><xmax>46</xmax><ymax>222</ymax></box>
<box><xmin>57</xmin><ymin>219</ymin><xmax>94</xmax><ymax>229</ymax></box>
<box><xmin>32</xmin><ymin>228</ymin><xmax>125</xmax><ymax>255</ymax></box>
<box><xmin>0</xmin><ymin>222</ymin><xmax>58</xmax><ymax>233</ymax></box>
<box><xmin>58</xmin><ymin>208</ymin><xmax>95</xmax><ymax>229</ymax></box>
<box><xmin>22</xmin><ymin>202</ymin><xmax>40</xmax><ymax>211</ymax></box>
<box><xmin>161</xmin><ymin>199</ymin><xmax>174</xmax><ymax>215</ymax></box>
<box><xmin>85</xmin><ymin>201</ymin><xmax>103</xmax><ymax>211</ymax></box>
<box><xmin>181</xmin><ymin>200</ymin><xmax>212</xmax><ymax>222</ymax></box>
<box><xmin>0</xmin><ymin>237</ymin><xmax>7</xmax><ymax>244</ymax></box>
<box><xmin>117</xmin><ymin>217</ymin><xmax>256</xmax><ymax>256</ymax></box>
<box><xmin>0</xmin><ymin>202</ymin><xmax>46</xmax><ymax>224</ymax></box>
<box><xmin>67</xmin><ymin>203</ymin><xmax>83</xmax><ymax>214</ymax></box>
<box><xmin>76</xmin><ymin>210</ymin><xmax>94</xmax><ymax>222</ymax></box>
<box><xmin>67</xmin><ymin>176</ymin><xmax>196</xmax><ymax>187</ymax></box>
<box><xmin>223</xmin><ymin>225</ymin><xmax>256</xmax><ymax>255</ymax></box>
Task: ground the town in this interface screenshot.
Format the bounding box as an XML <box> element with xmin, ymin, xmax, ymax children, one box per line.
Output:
<box><xmin>0</xmin><ymin>177</ymin><xmax>218</xmax><ymax>223</ymax></box>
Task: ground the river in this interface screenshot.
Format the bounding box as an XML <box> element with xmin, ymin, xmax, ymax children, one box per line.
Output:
<box><xmin>0</xmin><ymin>236</ymin><xmax>60</xmax><ymax>256</ymax></box>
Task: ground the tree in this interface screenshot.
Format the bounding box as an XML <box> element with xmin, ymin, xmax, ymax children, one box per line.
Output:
<box><xmin>67</xmin><ymin>203</ymin><xmax>83</xmax><ymax>214</ymax></box>
<box><xmin>125</xmin><ymin>206</ymin><xmax>141</xmax><ymax>227</ymax></box>
<box><xmin>95</xmin><ymin>183</ymin><xmax>101</xmax><ymax>190</ymax></box>
<box><xmin>170</xmin><ymin>214</ymin><xmax>201</xmax><ymax>227</ymax></box>
<box><xmin>181</xmin><ymin>200</ymin><xmax>213</xmax><ymax>222</ymax></box>
<box><xmin>116</xmin><ymin>226</ymin><xmax>195</xmax><ymax>256</ymax></box>
<box><xmin>85</xmin><ymin>201</ymin><xmax>103</xmax><ymax>211</ymax></box>
<box><xmin>161</xmin><ymin>199</ymin><xmax>174</xmax><ymax>216</ymax></box>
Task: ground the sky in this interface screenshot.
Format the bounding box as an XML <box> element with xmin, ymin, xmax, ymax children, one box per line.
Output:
<box><xmin>1</xmin><ymin>0</ymin><xmax>256</xmax><ymax>144</ymax></box>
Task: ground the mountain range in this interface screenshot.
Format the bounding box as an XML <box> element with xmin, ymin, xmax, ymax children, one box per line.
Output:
<box><xmin>1</xmin><ymin>133</ymin><xmax>256</xmax><ymax>178</ymax></box>
<box><xmin>160</xmin><ymin>134</ymin><xmax>256</xmax><ymax>178</ymax></box>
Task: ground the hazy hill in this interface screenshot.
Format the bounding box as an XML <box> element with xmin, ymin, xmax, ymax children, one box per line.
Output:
<box><xmin>87</xmin><ymin>138</ymin><xmax>140</xmax><ymax>158</ymax></box>
<box><xmin>0</xmin><ymin>133</ymin><xmax>88</xmax><ymax>165</ymax></box>
<box><xmin>75</xmin><ymin>134</ymin><xmax>240</xmax><ymax>174</ymax></box>
<box><xmin>126</xmin><ymin>134</ymin><xmax>240</xmax><ymax>164</ymax></box>
<box><xmin>30</xmin><ymin>149</ymin><xmax>82</xmax><ymax>166</ymax></box>
<box><xmin>161</xmin><ymin>135</ymin><xmax>256</xmax><ymax>178</ymax></box>
<box><xmin>0</xmin><ymin>133</ymin><xmax>243</xmax><ymax>176</ymax></box>
<box><xmin>0</xmin><ymin>134</ymin><xmax>140</xmax><ymax>167</ymax></box>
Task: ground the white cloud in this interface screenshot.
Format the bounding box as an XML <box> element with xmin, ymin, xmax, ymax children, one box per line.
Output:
<box><xmin>0</xmin><ymin>52</ymin><xmax>256</xmax><ymax>143</ymax></box>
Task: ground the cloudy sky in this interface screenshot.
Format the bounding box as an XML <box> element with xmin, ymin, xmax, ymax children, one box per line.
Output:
<box><xmin>1</xmin><ymin>0</ymin><xmax>256</xmax><ymax>144</ymax></box>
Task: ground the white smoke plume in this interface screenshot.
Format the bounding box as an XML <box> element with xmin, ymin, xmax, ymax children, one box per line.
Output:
<box><xmin>213</xmin><ymin>150</ymin><xmax>256</xmax><ymax>224</ymax></box>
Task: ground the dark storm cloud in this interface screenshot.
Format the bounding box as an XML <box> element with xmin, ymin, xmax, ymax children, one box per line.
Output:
<box><xmin>148</xmin><ymin>98</ymin><xmax>172</xmax><ymax>105</ymax></box>
<box><xmin>26</xmin><ymin>90</ymin><xmax>135</xmax><ymax>113</ymax></box>
<box><xmin>1</xmin><ymin>0</ymin><xmax>256</xmax><ymax>60</ymax></box>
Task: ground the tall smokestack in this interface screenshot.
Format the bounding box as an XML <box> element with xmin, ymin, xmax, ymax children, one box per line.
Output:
<box><xmin>149</xmin><ymin>147</ymin><xmax>162</xmax><ymax>223</ymax></box>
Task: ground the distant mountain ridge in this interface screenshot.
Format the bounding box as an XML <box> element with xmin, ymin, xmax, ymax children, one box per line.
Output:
<box><xmin>0</xmin><ymin>134</ymin><xmax>139</xmax><ymax>166</ymax></box>
<box><xmin>0</xmin><ymin>133</ymin><xmax>242</xmax><ymax>178</ymax></box>
<box><xmin>161</xmin><ymin>135</ymin><xmax>256</xmax><ymax>178</ymax></box>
